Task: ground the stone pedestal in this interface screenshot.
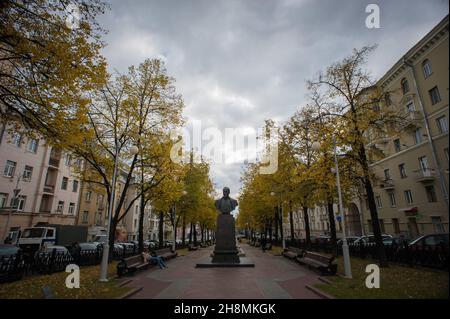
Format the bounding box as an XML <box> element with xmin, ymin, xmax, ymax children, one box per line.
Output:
<box><xmin>211</xmin><ymin>214</ymin><xmax>239</xmax><ymax>263</ymax></box>
<box><xmin>196</xmin><ymin>214</ymin><xmax>254</xmax><ymax>268</ymax></box>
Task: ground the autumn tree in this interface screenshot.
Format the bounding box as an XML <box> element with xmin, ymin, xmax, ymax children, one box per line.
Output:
<box><xmin>0</xmin><ymin>0</ymin><xmax>107</xmax><ymax>143</ymax></box>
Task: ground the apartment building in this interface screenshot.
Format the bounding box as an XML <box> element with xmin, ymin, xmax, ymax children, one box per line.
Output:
<box><xmin>364</xmin><ymin>15</ymin><xmax>449</xmax><ymax>238</ymax></box>
<box><xmin>0</xmin><ymin>123</ymin><xmax>82</xmax><ymax>239</ymax></box>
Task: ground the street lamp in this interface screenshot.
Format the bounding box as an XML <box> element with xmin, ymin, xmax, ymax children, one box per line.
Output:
<box><xmin>99</xmin><ymin>145</ymin><xmax>139</xmax><ymax>282</ymax></box>
<box><xmin>271</xmin><ymin>191</ymin><xmax>285</xmax><ymax>249</ymax></box>
<box><xmin>312</xmin><ymin>135</ymin><xmax>352</xmax><ymax>279</ymax></box>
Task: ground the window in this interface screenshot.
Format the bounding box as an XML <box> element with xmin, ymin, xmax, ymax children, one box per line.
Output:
<box><xmin>376</xmin><ymin>196</ymin><xmax>382</xmax><ymax>209</ymax></box>
<box><xmin>56</xmin><ymin>201</ymin><xmax>64</xmax><ymax>213</ymax></box>
<box><xmin>3</xmin><ymin>160</ymin><xmax>16</xmax><ymax>177</ymax></box>
<box><xmin>425</xmin><ymin>185</ymin><xmax>437</xmax><ymax>203</ymax></box>
<box><xmin>65</xmin><ymin>154</ymin><xmax>71</xmax><ymax>166</ymax></box>
<box><xmin>68</xmin><ymin>203</ymin><xmax>75</xmax><ymax>215</ymax></box>
<box><xmin>422</xmin><ymin>59</ymin><xmax>432</xmax><ymax>78</ymax></box>
<box><xmin>431</xmin><ymin>217</ymin><xmax>445</xmax><ymax>233</ymax></box>
<box><xmin>46</xmin><ymin>229</ymin><xmax>54</xmax><ymax>238</ymax></box>
<box><xmin>383</xmin><ymin>169</ymin><xmax>390</xmax><ymax>181</ymax></box>
<box><xmin>72</xmin><ymin>180</ymin><xmax>79</xmax><ymax>192</ymax></box>
<box><xmin>0</xmin><ymin>193</ymin><xmax>8</xmax><ymax>208</ymax></box>
<box><xmin>445</xmin><ymin>148</ymin><xmax>449</xmax><ymax>162</ymax></box>
<box><xmin>11</xmin><ymin>195</ymin><xmax>26</xmax><ymax>211</ymax></box>
<box><xmin>399</xmin><ymin>164</ymin><xmax>407</xmax><ymax>178</ymax></box>
<box><xmin>82</xmin><ymin>211</ymin><xmax>89</xmax><ymax>223</ymax></box>
<box><xmin>388</xmin><ymin>192</ymin><xmax>397</xmax><ymax>207</ymax></box>
<box><xmin>393</xmin><ymin>139</ymin><xmax>401</xmax><ymax>152</ymax></box>
<box><xmin>392</xmin><ymin>218</ymin><xmax>400</xmax><ymax>234</ymax></box>
<box><xmin>418</xmin><ymin>156</ymin><xmax>429</xmax><ymax>172</ymax></box>
<box><xmin>406</xmin><ymin>102</ymin><xmax>415</xmax><ymax>113</ymax></box>
<box><xmin>11</xmin><ymin>133</ymin><xmax>22</xmax><ymax>147</ymax></box>
<box><xmin>429</xmin><ymin>86</ymin><xmax>441</xmax><ymax>105</ymax></box>
<box><xmin>401</xmin><ymin>78</ymin><xmax>409</xmax><ymax>95</ymax></box>
<box><xmin>134</xmin><ymin>219</ymin><xmax>137</xmax><ymax>228</ymax></box>
<box><xmin>404</xmin><ymin>190</ymin><xmax>414</xmax><ymax>205</ymax></box>
<box><xmin>61</xmin><ymin>177</ymin><xmax>68</xmax><ymax>190</ymax></box>
<box><xmin>413</xmin><ymin>128</ymin><xmax>422</xmax><ymax>144</ymax></box>
<box><xmin>436</xmin><ymin>116</ymin><xmax>448</xmax><ymax>133</ymax></box>
<box><xmin>27</xmin><ymin>139</ymin><xmax>38</xmax><ymax>153</ymax></box>
<box><xmin>23</xmin><ymin>166</ymin><xmax>33</xmax><ymax>181</ymax></box>
<box><xmin>85</xmin><ymin>191</ymin><xmax>92</xmax><ymax>201</ymax></box>
<box><xmin>385</xmin><ymin>93</ymin><xmax>392</xmax><ymax>106</ymax></box>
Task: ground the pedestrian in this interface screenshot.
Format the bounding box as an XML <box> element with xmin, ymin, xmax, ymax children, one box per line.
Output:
<box><xmin>261</xmin><ymin>235</ymin><xmax>267</xmax><ymax>253</ymax></box>
<box><xmin>142</xmin><ymin>249</ymin><xmax>167</xmax><ymax>269</ymax></box>
<box><xmin>70</xmin><ymin>242</ymin><xmax>81</xmax><ymax>265</ymax></box>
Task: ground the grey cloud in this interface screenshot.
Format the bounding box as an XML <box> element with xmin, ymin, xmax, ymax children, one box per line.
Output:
<box><xmin>98</xmin><ymin>0</ymin><xmax>448</xmax><ymax>195</ymax></box>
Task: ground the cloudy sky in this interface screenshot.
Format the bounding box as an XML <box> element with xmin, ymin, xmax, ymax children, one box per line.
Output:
<box><xmin>97</xmin><ymin>0</ymin><xmax>448</xmax><ymax>199</ymax></box>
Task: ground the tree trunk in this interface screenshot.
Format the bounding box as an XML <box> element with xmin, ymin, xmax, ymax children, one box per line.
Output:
<box><xmin>289</xmin><ymin>200</ymin><xmax>295</xmax><ymax>245</ymax></box>
<box><xmin>274</xmin><ymin>207</ymin><xmax>279</xmax><ymax>242</ymax></box>
<box><xmin>158</xmin><ymin>211</ymin><xmax>164</xmax><ymax>249</ymax></box>
<box><xmin>279</xmin><ymin>204</ymin><xmax>284</xmax><ymax>244</ymax></box>
<box><xmin>303</xmin><ymin>206</ymin><xmax>311</xmax><ymax>249</ymax></box>
<box><xmin>327</xmin><ymin>198</ymin><xmax>338</xmax><ymax>256</ymax></box>
<box><xmin>193</xmin><ymin>223</ymin><xmax>197</xmax><ymax>245</ymax></box>
<box><xmin>182</xmin><ymin>215</ymin><xmax>186</xmax><ymax>246</ymax></box>
<box><xmin>268</xmin><ymin>218</ymin><xmax>273</xmax><ymax>242</ymax></box>
<box><xmin>189</xmin><ymin>222</ymin><xmax>193</xmax><ymax>244</ymax></box>
<box><xmin>138</xmin><ymin>194</ymin><xmax>145</xmax><ymax>254</ymax></box>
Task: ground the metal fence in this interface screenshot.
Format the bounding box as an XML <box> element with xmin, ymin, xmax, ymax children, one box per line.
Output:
<box><xmin>0</xmin><ymin>247</ymin><xmax>139</xmax><ymax>284</ymax></box>
<box><xmin>251</xmin><ymin>238</ymin><xmax>449</xmax><ymax>271</ymax></box>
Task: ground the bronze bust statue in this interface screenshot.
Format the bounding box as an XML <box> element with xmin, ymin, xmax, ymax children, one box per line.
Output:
<box><xmin>215</xmin><ymin>187</ymin><xmax>238</xmax><ymax>214</ymax></box>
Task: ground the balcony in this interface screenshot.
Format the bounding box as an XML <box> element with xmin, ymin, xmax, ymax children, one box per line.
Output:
<box><xmin>414</xmin><ymin>168</ymin><xmax>436</xmax><ymax>183</ymax></box>
<box><xmin>43</xmin><ymin>185</ymin><xmax>55</xmax><ymax>194</ymax></box>
<box><xmin>399</xmin><ymin>111</ymin><xmax>422</xmax><ymax>130</ymax></box>
<box><xmin>380</xmin><ymin>179</ymin><xmax>395</xmax><ymax>191</ymax></box>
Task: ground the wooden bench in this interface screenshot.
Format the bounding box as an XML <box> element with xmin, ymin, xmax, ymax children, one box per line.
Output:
<box><xmin>296</xmin><ymin>251</ymin><xmax>337</xmax><ymax>275</ymax></box>
<box><xmin>155</xmin><ymin>248</ymin><xmax>177</xmax><ymax>260</ymax></box>
<box><xmin>188</xmin><ymin>244</ymin><xmax>199</xmax><ymax>251</ymax></box>
<box><xmin>117</xmin><ymin>254</ymin><xmax>150</xmax><ymax>277</ymax></box>
<box><xmin>263</xmin><ymin>243</ymin><xmax>272</xmax><ymax>250</ymax></box>
<box><xmin>282</xmin><ymin>246</ymin><xmax>303</xmax><ymax>259</ymax></box>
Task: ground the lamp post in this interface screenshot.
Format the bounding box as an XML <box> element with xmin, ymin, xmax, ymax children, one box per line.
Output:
<box><xmin>271</xmin><ymin>191</ymin><xmax>285</xmax><ymax>249</ymax></box>
<box><xmin>312</xmin><ymin>136</ymin><xmax>352</xmax><ymax>279</ymax></box>
<box><xmin>99</xmin><ymin>145</ymin><xmax>139</xmax><ymax>282</ymax></box>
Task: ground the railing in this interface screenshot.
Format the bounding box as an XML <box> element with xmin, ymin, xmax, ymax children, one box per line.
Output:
<box><xmin>271</xmin><ymin>239</ymin><xmax>449</xmax><ymax>271</ymax></box>
<box><xmin>43</xmin><ymin>185</ymin><xmax>55</xmax><ymax>194</ymax></box>
<box><xmin>414</xmin><ymin>168</ymin><xmax>436</xmax><ymax>182</ymax></box>
<box><xmin>48</xmin><ymin>158</ymin><xmax>60</xmax><ymax>167</ymax></box>
<box><xmin>381</xmin><ymin>179</ymin><xmax>395</xmax><ymax>190</ymax></box>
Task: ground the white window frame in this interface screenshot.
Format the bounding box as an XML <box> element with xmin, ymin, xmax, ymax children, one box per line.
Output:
<box><xmin>27</xmin><ymin>138</ymin><xmax>38</xmax><ymax>153</ymax></box>
<box><xmin>11</xmin><ymin>133</ymin><xmax>22</xmax><ymax>147</ymax></box>
<box><xmin>23</xmin><ymin>165</ymin><xmax>33</xmax><ymax>181</ymax></box>
<box><xmin>422</xmin><ymin>59</ymin><xmax>432</xmax><ymax>78</ymax></box>
<box><xmin>0</xmin><ymin>193</ymin><xmax>8</xmax><ymax>208</ymax></box>
<box><xmin>404</xmin><ymin>190</ymin><xmax>414</xmax><ymax>205</ymax></box>
<box><xmin>388</xmin><ymin>192</ymin><xmax>397</xmax><ymax>207</ymax></box>
<box><xmin>4</xmin><ymin>160</ymin><xmax>16</xmax><ymax>177</ymax></box>
<box><xmin>376</xmin><ymin>195</ymin><xmax>382</xmax><ymax>209</ymax></box>
<box><xmin>436</xmin><ymin>116</ymin><xmax>448</xmax><ymax>134</ymax></box>
<box><xmin>68</xmin><ymin>203</ymin><xmax>76</xmax><ymax>215</ymax></box>
<box><xmin>56</xmin><ymin>201</ymin><xmax>64</xmax><ymax>213</ymax></box>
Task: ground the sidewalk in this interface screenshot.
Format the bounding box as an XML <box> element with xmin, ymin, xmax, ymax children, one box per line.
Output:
<box><xmin>122</xmin><ymin>243</ymin><xmax>324</xmax><ymax>299</ymax></box>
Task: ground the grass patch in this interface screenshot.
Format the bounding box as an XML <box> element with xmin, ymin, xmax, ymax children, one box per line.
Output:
<box><xmin>0</xmin><ymin>261</ymin><xmax>131</xmax><ymax>299</ymax></box>
<box><xmin>176</xmin><ymin>248</ymin><xmax>190</xmax><ymax>256</ymax></box>
<box><xmin>314</xmin><ymin>255</ymin><xmax>449</xmax><ymax>299</ymax></box>
<box><xmin>268</xmin><ymin>246</ymin><xmax>284</xmax><ymax>256</ymax></box>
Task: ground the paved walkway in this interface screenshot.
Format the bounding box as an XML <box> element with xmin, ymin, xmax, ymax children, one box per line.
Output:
<box><xmin>122</xmin><ymin>244</ymin><xmax>323</xmax><ymax>299</ymax></box>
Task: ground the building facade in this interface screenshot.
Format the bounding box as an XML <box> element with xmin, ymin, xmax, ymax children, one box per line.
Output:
<box><xmin>0</xmin><ymin>123</ymin><xmax>82</xmax><ymax>239</ymax></box>
<box><xmin>365</xmin><ymin>15</ymin><xmax>449</xmax><ymax>238</ymax></box>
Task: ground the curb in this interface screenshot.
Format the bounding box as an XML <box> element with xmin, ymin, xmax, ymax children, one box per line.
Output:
<box><xmin>117</xmin><ymin>286</ymin><xmax>143</xmax><ymax>299</ymax></box>
<box><xmin>117</xmin><ymin>279</ymin><xmax>133</xmax><ymax>287</ymax></box>
<box><xmin>305</xmin><ymin>284</ymin><xmax>334</xmax><ymax>299</ymax></box>
<box><xmin>318</xmin><ymin>277</ymin><xmax>333</xmax><ymax>285</ymax></box>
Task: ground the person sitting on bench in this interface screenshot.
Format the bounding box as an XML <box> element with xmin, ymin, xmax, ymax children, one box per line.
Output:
<box><xmin>142</xmin><ymin>249</ymin><xmax>167</xmax><ymax>269</ymax></box>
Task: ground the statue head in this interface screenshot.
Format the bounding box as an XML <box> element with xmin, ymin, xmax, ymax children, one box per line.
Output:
<box><xmin>223</xmin><ymin>187</ymin><xmax>230</xmax><ymax>198</ymax></box>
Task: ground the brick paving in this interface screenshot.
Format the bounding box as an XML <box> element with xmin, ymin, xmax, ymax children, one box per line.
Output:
<box><xmin>122</xmin><ymin>243</ymin><xmax>324</xmax><ymax>299</ymax></box>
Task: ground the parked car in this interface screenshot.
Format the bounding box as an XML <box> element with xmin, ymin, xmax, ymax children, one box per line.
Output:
<box><xmin>409</xmin><ymin>233</ymin><xmax>449</xmax><ymax>248</ymax></box>
<box><xmin>337</xmin><ymin>236</ymin><xmax>360</xmax><ymax>245</ymax></box>
<box><xmin>78</xmin><ymin>243</ymin><xmax>100</xmax><ymax>251</ymax></box>
<box><xmin>0</xmin><ymin>244</ymin><xmax>22</xmax><ymax>258</ymax></box>
<box><xmin>352</xmin><ymin>234</ymin><xmax>393</xmax><ymax>246</ymax></box>
<box><xmin>38</xmin><ymin>245</ymin><xmax>69</xmax><ymax>254</ymax></box>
